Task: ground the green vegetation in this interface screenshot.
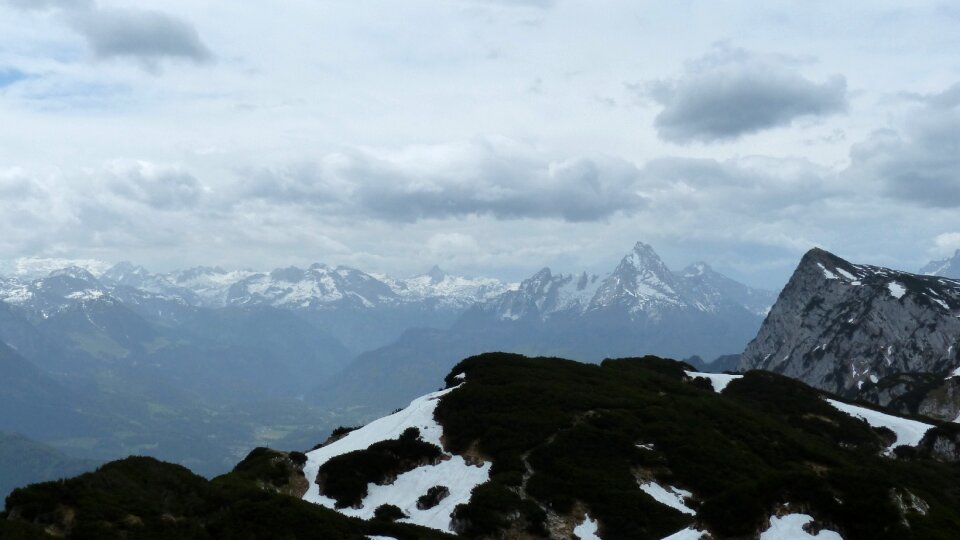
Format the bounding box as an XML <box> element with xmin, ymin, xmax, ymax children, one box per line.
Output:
<box><xmin>417</xmin><ymin>485</ymin><xmax>450</xmax><ymax>510</ymax></box>
<box><xmin>316</xmin><ymin>427</ymin><xmax>444</xmax><ymax>508</ymax></box>
<box><xmin>435</xmin><ymin>353</ymin><xmax>960</xmax><ymax>539</ymax></box>
<box><xmin>1</xmin><ymin>455</ymin><xmax>453</xmax><ymax>539</ymax></box>
<box><xmin>373</xmin><ymin>503</ymin><xmax>407</xmax><ymax>521</ymax></box>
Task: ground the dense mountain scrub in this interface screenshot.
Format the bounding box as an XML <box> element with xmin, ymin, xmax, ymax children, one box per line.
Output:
<box><xmin>435</xmin><ymin>353</ymin><xmax>960</xmax><ymax>539</ymax></box>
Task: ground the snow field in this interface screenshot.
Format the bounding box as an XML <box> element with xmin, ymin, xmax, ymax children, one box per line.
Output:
<box><xmin>302</xmin><ymin>387</ymin><xmax>491</xmax><ymax>533</ymax></box>
<box><xmin>825</xmin><ymin>399</ymin><xmax>933</xmax><ymax>451</ymax></box>
<box><xmin>573</xmin><ymin>514</ymin><xmax>601</xmax><ymax>540</ymax></box>
<box><xmin>638</xmin><ymin>481</ymin><xmax>695</xmax><ymax>515</ymax></box>
<box><xmin>759</xmin><ymin>514</ymin><xmax>842</xmax><ymax>540</ymax></box>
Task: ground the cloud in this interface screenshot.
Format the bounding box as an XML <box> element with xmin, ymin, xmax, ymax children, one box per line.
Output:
<box><xmin>101</xmin><ymin>160</ymin><xmax>205</xmax><ymax>210</ymax></box>
<box><xmin>902</xmin><ymin>82</ymin><xmax>960</xmax><ymax>109</ymax></box>
<box><xmin>0</xmin><ymin>68</ymin><xmax>29</xmax><ymax>88</ymax></box>
<box><xmin>847</xmin><ymin>92</ymin><xmax>960</xmax><ymax>207</ymax></box>
<box><xmin>464</xmin><ymin>0</ymin><xmax>556</xmax><ymax>8</ymax></box>
<box><xmin>237</xmin><ymin>140</ymin><xmax>650</xmax><ymax>223</ymax></box>
<box><xmin>1</xmin><ymin>0</ymin><xmax>91</xmax><ymax>11</ymax></box>
<box><xmin>640</xmin><ymin>46</ymin><xmax>848</xmax><ymax>143</ymax></box>
<box><xmin>68</xmin><ymin>7</ymin><xmax>213</xmax><ymax>67</ymax></box>
<box><xmin>934</xmin><ymin>232</ymin><xmax>960</xmax><ymax>253</ymax></box>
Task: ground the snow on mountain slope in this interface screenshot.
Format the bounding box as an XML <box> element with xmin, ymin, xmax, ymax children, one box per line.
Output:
<box><xmin>825</xmin><ymin>399</ymin><xmax>933</xmax><ymax>451</ymax></box>
<box><xmin>573</xmin><ymin>514</ymin><xmax>601</xmax><ymax>540</ymax></box>
<box><xmin>375</xmin><ymin>266</ymin><xmax>516</xmax><ymax>308</ymax></box>
<box><xmin>759</xmin><ymin>514</ymin><xmax>842</xmax><ymax>540</ymax></box>
<box><xmin>589</xmin><ymin>242</ymin><xmax>686</xmax><ymax>313</ymax></box>
<box><xmin>685</xmin><ymin>371</ymin><xmax>743</xmax><ymax>393</ymax></box>
<box><xmin>482</xmin><ymin>242</ymin><xmax>774</xmax><ymax>323</ymax></box>
<box><xmin>302</xmin><ymin>387</ymin><xmax>490</xmax><ymax>533</ymax></box>
<box><xmin>638</xmin><ymin>481</ymin><xmax>695</xmax><ymax>515</ymax></box>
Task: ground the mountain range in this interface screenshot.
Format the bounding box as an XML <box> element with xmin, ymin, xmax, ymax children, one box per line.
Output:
<box><xmin>0</xmin><ymin>242</ymin><xmax>775</xmax><ymax>489</ymax></box>
<box><xmin>313</xmin><ymin>242</ymin><xmax>776</xmax><ymax>415</ymax></box>
<box><xmin>8</xmin><ymin>245</ymin><xmax>960</xmax><ymax>537</ymax></box>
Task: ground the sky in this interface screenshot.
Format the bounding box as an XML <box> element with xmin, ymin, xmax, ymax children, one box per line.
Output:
<box><xmin>0</xmin><ymin>0</ymin><xmax>958</xmax><ymax>289</ymax></box>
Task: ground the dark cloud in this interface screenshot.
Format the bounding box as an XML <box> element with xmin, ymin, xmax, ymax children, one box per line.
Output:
<box><xmin>68</xmin><ymin>7</ymin><xmax>212</xmax><ymax>66</ymax></box>
<box><xmin>640</xmin><ymin>47</ymin><xmax>847</xmax><ymax>144</ymax></box>
<box><xmin>103</xmin><ymin>161</ymin><xmax>205</xmax><ymax>210</ymax></box>
<box><xmin>237</xmin><ymin>143</ymin><xmax>648</xmax><ymax>223</ymax></box>
<box><xmin>848</xmin><ymin>102</ymin><xmax>960</xmax><ymax>207</ymax></box>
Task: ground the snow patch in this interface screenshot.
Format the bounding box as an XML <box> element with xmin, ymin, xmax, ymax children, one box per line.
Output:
<box><xmin>826</xmin><ymin>399</ymin><xmax>933</xmax><ymax>451</ymax></box>
<box><xmin>759</xmin><ymin>513</ymin><xmax>842</xmax><ymax>540</ymax></box>
<box><xmin>887</xmin><ymin>282</ymin><xmax>907</xmax><ymax>299</ymax></box>
<box><xmin>685</xmin><ymin>371</ymin><xmax>743</xmax><ymax>393</ymax></box>
<box><xmin>66</xmin><ymin>289</ymin><xmax>105</xmax><ymax>301</ymax></box>
<box><xmin>638</xmin><ymin>481</ymin><xmax>695</xmax><ymax>515</ymax></box>
<box><xmin>661</xmin><ymin>528</ymin><xmax>708</xmax><ymax>540</ymax></box>
<box><xmin>948</xmin><ymin>366</ymin><xmax>960</xmax><ymax>379</ymax></box>
<box><xmin>817</xmin><ymin>263</ymin><xmax>839</xmax><ymax>280</ymax></box>
<box><xmin>302</xmin><ymin>387</ymin><xmax>491</xmax><ymax>533</ymax></box>
<box><xmin>573</xmin><ymin>514</ymin><xmax>601</xmax><ymax>540</ymax></box>
<box><xmin>835</xmin><ymin>267</ymin><xmax>859</xmax><ymax>283</ymax></box>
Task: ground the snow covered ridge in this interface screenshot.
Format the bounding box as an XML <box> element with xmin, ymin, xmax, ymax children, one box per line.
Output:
<box><xmin>825</xmin><ymin>399</ymin><xmax>933</xmax><ymax>452</ymax></box>
<box><xmin>0</xmin><ymin>259</ymin><xmax>515</xmax><ymax>312</ymax></box>
<box><xmin>302</xmin><ymin>387</ymin><xmax>490</xmax><ymax>533</ymax></box>
<box><xmin>487</xmin><ymin>242</ymin><xmax>776</xmax><ymax>322</ymax></box>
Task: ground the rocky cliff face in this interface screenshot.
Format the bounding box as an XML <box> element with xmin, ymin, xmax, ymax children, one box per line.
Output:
<box><xmin>740</xmin><ymin>248</ymin><xmax>960</xmax><ymax>397</ymax></box>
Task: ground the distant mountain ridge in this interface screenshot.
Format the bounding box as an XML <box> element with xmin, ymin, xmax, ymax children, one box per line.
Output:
<box><xmin>0</xmin><ymin>245</ymin><xmax>774</xmax><ymax>480</ymax></box>
<box><xmin>921</xmin><ymin>249</ymin><xmax>960</xmax><ymax>279</ymax></box>
<box><xmin>317</xmin><ymin>242</ymin><xmax>776</xmax><ymax>414</ymax></box>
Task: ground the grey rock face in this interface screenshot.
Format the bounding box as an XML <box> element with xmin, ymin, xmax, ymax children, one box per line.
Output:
<box><xmin>919</xmin><ymin>425</ymin><xmax>960</xmax><ymax>462</ymax></box>
<box><xmin>740</xmin><ymin>248</ymin><xmax>960</xmax><ymax>397</ymax></box>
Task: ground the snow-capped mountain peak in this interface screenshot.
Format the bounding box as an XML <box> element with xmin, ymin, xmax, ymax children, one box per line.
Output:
<box><xmin>590</xmin><ymin>242</ymin><xmax>684</xmax><ymax>311</ymax></box>
<box><xmin>479</xmin><ymin>242</ymin><xmax>774</xmax><ymax>323</ymax></box>
<box><xmin>921</xmin><ymin>249</ymin><xmax>960</xmax><ymax>279</ymax></box>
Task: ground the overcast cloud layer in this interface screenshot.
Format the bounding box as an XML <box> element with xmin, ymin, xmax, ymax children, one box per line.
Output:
<box><xmin>0</xmin><ymin>1</ymin><xmax>958</xmax><ymax>288</ymax></box>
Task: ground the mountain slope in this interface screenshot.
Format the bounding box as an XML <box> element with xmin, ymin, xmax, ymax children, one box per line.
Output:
<box><xmin>302</xmin><ymin>354</ymin><xmax>959</xmax><ymax>539</ymax></box>
<box><xmin>7</xmin><ymin>354</ymin><xmax>960</xmax><ymax>538</ymax></box>
<box><xmin>1</xmin><ymin>455</ymin><xmax>453</xmax><ymax>539</ymax></box>
<box><xmin>0</xmin><ymin>433</ymin><xmax>99</xmax><ymax>500</ymax></box>
<box><xmin>740</xmin><ymin>248</ymin><xmax>960</xmax><ymax>399</ymax></box>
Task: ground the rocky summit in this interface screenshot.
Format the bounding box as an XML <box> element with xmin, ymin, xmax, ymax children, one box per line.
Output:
<box><xmin>741</xmin><ymin>248</ymin><xmax>960</xmax><ymax>403</ymax></box>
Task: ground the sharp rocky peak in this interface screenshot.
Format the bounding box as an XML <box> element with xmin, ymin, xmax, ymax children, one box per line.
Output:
<box><xmin>425</xmin><ymin>265</ymin><xmax>447</xmax><ymax>283</ymax></box>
